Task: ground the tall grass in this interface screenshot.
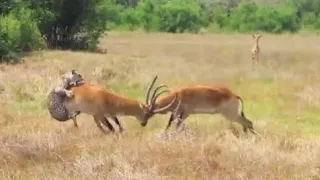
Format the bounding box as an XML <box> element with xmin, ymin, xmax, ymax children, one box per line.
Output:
<box><xmin>0</xmin><ymin>32</ymin><xmax>319</xmax><ymax>179</ymax></box>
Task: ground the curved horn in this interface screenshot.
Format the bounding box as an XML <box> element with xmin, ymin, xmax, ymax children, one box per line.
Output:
<box><xmin>145</xmin><ymin>76</ymin><xmax>158</xmax><ymax>104</ymax></box>
<box><xmin>149</xmin><ymin>89</ymin><xmax>170</xmax><ymax>110</ymax></box>
<box><xmin>153</xmin><ymin>93</ymin><xmax>178</xmax><ymax>114</ymax></box>
<box><xmin>149</xmin><ymin>84</ymin><xmax>170</xmax><ymax>104</ymax></box>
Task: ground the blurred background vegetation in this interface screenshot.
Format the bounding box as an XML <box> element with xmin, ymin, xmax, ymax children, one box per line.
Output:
<box><xmin>0</xmin><ymin>0</ymin><xmax>320</xmax><ymax>60</ymax></box>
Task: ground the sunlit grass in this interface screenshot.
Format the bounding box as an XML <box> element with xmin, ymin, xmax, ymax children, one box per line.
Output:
<box><xmin>0</xmin><ymin>32</ymin><xmax>319</xmax><ymax>179</ymax></box>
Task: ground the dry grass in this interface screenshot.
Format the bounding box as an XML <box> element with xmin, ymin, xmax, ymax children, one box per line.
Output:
<box><xmin>0</xmin><ymin>32</ymin><xmax>320</xmax><ymax>180</ymax></box>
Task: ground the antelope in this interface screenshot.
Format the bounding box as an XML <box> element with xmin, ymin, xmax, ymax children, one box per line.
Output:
<box><xmin>47</xmin><ymin>70</ymin><xmax>120</xmax><ymax>132</ymax></box>
<box><xmin>251</xmin><ymin>34</ymin><xmax>262</xmax><ymax>65</ymax></box>
<box><xmin>141</xmin><ymin>78</ymin><xmax>259</xmax><ymax>136</ymax></box>
<box><xmin>63</xmin><ymin>76</ymin><xmax>177</xmax><ymax>133</ymax></box>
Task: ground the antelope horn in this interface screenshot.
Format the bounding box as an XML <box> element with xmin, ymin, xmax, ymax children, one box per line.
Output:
<box><xmin>153</xmin><ymin>93</ymin><xmax>178</xmax><ymax>113</ymax></box>
<box><xmin>145</xmin><ymin>76</ymin><xmax>158</xmax><ymax>105</ymax></box>
<box><xmin>149</xmin><ymin>89</ymin><xmax>169</xmax><ymax>110</ymax></box>
<box><xmin>149</xmin><ymin>84</ymin><xmax>169</xmax><ymax>105</ymax></box>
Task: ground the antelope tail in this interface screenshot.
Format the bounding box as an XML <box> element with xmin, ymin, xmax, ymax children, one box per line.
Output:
<box><xmin>236</xmin><ymin>96</ymin><xmax>245</xmax><ymax>117</ymax></box>
<box><xmin>237</xmin><ymin>96</ymin><xmax>263</xmax><ymax>138</ymax></box>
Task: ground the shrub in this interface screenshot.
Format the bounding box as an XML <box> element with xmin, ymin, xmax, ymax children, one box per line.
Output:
<box><xmin>0</xmin><ymin>13</ymin><xmax>21</xmax><ymax>59</ymax></box>
<box><xmin>0</xmin><ymin>8</ymin><xmax>44</xmax><ymax>61</ymax></box>
<box><xmin>2</xmin><ymin>0</ymin><xmax>320</xmax><ymax>60</ymax></box>
<box><xmin>134</xmin><ymin>0</ymin><xmax>159</xmax><ymax>31</ymax></box>
<box><xmin>220</xmin><ymin>1</ymin><xmax>299</xmax><ymax>33</ymax></box>
<box><xmin>29</xmin><ymin>0</ymin><xmax>115</xmax><ymax>51</ymax></box>
<box><xmin>155</xmin><ymin>0</ymin><xmax>205</xmax><ymax>33</ymax></box>
<box><xmin>119</xmin><ymin>7</ymin><xmax>142</xmax><ymax>31</ymax></box>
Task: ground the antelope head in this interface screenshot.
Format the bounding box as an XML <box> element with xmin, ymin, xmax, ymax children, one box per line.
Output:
<box><xmin>252</xmin><ymin>34</ymin><xmax>262</xmax><ymax>43</ymax></box>
<box><xmin>139</xmin><ymin>76</ymin><xmax>178</xmax><ymax>127</ymax></box>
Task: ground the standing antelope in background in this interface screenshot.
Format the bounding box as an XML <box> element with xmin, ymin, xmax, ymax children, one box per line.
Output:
<box><xmin>251</xmin><ymin>34</ymin><xmax>262</xmax><ymax>65</ymax></box>
<box><xmin>63</xmin><ymin>76</ymin><xmax>177</xmax><ymax>133</ymax></box>
<box><xmin>141</xmin><ymin>77</ymin><xmax>259</xmax><ymax>136</ymax></box>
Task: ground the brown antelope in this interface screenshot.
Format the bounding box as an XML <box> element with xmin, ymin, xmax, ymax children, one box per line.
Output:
<box><xmin>63</xmin><ymin>76</ymin><xmax>177</xmax><ymax>133</ymax></box>
<box><xmin>251</xmin><ymin>34</ymin><xmax>262</xmax><ymax>65</ymax></box>
<box><xmin>141</xmin><ymin>78</ymin><xmax>259</xmax><ymax>136</ymax></box>
<box><xmin>47</xmin><ymin>71</ymin><xmax>122</xmax><ymax>132</ymax></box>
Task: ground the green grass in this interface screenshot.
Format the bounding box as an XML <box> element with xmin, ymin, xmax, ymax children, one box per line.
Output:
<box><xmin>0</xmin><ymin>32</ymin><xmax>319</xmax><ymax>179</ymax></box>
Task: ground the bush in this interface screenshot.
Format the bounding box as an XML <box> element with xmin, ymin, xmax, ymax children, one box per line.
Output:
<box><xmin>221</xmin><ymin>1</ymin><xmax>298</xmax><ymax>33</ymax></box>
<box><xmin>113</xmin><ymin>0</ymin><xmax>319</xmax><ymax>34</ymax></box>
<box><xmin>155</xmin><ymin>1</ymin><xmax>205</xmax><ymax>33</ymax></box>
<box><xmin>274</xmin><ymin>2</ymin><xmax>299</xmax><ymax>33</ymax></box>
<box><xmin>300</xmin><ymin>12</ymin><xmax>320</xmax><ymax>30</ymax></box>
<box><xmin>134</xmin><ymin>0</ymin><xmax>158</xmax><ymax>31</ymax></box>
<box><xmin>226</xmin><ymin>2</ymin><xmax>258</xmax><ymax>32</ymax></box>
<box><xmin>117</xmin><ymin>0</ymin><xmax>206</xmax><ymax>33</ymax></box>
<box><xmin>29</xmin><ymin>0</ymin><xmax>112</xmax><ymax>51</ymax></box>
<box><xmin>0</xmin><ymin>0</ymin><xmax>114</xmax><ymax>60</ymax></box>
<box><xmin>0</xmin><ymin>8</ymin><xmax>44</xmax><ymax>60</ymax></box>
<box><xmin>119</xmin><ymin>7</ymin><xmax>142</xmax><ymax>31</ymax></box>
<box><xmin>2</xmin><ymin>0</ymin><xmax>320</xmax><ymax>60</ymax></box>
<box><xmin>13</xmin><ymin>8</ymin><xmax>45</xmax><ymax>51</ymax></box>
<box><xmin>0</xmin><ymin>14</ymin><xmax>21</xmax><ymax>58</ymax></box>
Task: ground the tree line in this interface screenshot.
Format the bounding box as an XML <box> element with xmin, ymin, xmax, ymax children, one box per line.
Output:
<box><xmin>0</xmin><ymin>0</ymin><xmax>319</xmax><ymax>61</ymax></box>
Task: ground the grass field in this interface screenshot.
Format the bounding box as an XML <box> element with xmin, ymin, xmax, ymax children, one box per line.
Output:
<box><xmin>0</xmin><ymin>32</ymin><xmax>320</xmax><ymax>180</ymax></box>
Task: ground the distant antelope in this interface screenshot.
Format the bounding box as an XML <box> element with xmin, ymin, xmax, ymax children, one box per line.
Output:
<box><xmin>63</xmin><ymin>76</ymin><xmax>177</xmax><ymax>133</ymax></box>
<box><xmin>141</xmin><ymin>78</ymin><xmax>259</xmax><ymax>136</ymax></box>
<box><xmin>251</xmin><ymin>34</ymin><xmax>262</xmax><ymax>65</ymax></box>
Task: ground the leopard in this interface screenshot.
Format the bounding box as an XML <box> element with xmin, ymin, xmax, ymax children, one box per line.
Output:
<box><xmin>46</xmin><ymin>69</ymin><xmax>84</xmax><ymax>127</ymax></box>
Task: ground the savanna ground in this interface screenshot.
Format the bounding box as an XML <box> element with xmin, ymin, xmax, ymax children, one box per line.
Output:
<box><xmin>0</xmin><ymin>32</ymin><xmax>320</xmax><ymax>180</ymax></box>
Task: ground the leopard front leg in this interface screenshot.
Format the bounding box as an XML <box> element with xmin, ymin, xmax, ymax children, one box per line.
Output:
<box><xmin>64</xmin><ymin>89</ymin><xmax>74</xmax><ymax>98</ymax></box>
<box><xmin>54</xmin><ymin>87</ymin><xmax>74</xmax><ymax>98</ymax></box>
